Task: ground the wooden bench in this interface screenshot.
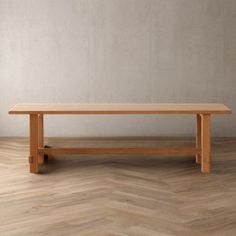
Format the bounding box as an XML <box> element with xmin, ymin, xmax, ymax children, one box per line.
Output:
<box><xmin>9</xmin><ymin>103</ymin><xmax>232</xmax><ymax>174</ymax></box>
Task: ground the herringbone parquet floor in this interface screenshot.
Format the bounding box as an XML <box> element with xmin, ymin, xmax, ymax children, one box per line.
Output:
<box><xmin>0</xmin><ymin>137</ymin><xmax>236</xmax><ymax>236</ymax></box>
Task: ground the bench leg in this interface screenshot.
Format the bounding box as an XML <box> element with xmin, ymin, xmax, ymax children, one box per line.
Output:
<box><xmin>38</xmin><ymin>114</ymin><xmax>44</xmax><ymax>164</ymax></box>
<box><xmin>29</xmin><ymin>114</ymin><xmax>39</xmax><ymax>173</ymax></box>
<box><xmin>196</xmin><ymin>114</ymin><xmax>202</xmax><ymax>164</ymax></box>
<box><xmin>38</xmin><ymin>115</ymin><xmax>54</xmax><ymax>163</ymax></box>
<box><xmin>201</xmin><ymin>114</ymin><xmax>211</xmax><ymax>173</ymax></box>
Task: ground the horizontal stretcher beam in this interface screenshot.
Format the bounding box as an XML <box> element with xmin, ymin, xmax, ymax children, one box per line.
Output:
<box><xmin>38</xmin><ymin>147</ymin><xmax>201</xmax><ymax>155</ymax></box>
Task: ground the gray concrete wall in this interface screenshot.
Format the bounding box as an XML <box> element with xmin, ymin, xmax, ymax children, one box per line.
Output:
<box><xmin>0</xmin><ymin>0</ymin><xmax>235</xmax><ymax>137</ymax></box>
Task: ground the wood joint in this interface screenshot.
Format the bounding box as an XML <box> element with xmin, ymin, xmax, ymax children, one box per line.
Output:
<box><xmin>29</xmin><ymin>156</ymin><xmax>34</xmax><ymax>164</ymax></box>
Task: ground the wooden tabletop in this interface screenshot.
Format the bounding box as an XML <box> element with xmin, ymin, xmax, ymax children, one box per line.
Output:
<box><xmin>8</xmin><ymin>103</ymin><xmax>232</xmax><ymax>115</ymax></box>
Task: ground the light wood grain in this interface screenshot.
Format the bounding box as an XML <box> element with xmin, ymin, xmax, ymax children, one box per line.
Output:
<box><xmin>8</xmin><ymin>103</ymin><xmax>232</xmax><ymax>174</ymax></box>
<box><xmin>29</xmin><ymin>115</ymin><xmax>39</xmax><ymax>173</ymax></box>
<box><xmin>8</xmin><ymin>103</ymin><xmax>232</xmax><ymax>115</ymax></box>
<box><xmin>1</xmin><ymin>137</ymin><xmax>236</xmax><ymax>236</ymax></box>
<box><xmin>38</xmin><ymin>147</ymin><xmax>200</xmax><ymax>155</ymax></box>
<box><xmin>38</xmin><ymin>114</ymin><xmax>44</xmax><ymax>164</ymax></box>
<box><xmin>196</xmin><ymin>114</ymin><xmax>202</xmax><ymax>164</ymax></box>
<box><xmin>201</xmin><ymin>114</ymin><xmax>211</xmax><ymax>173</ymax></box>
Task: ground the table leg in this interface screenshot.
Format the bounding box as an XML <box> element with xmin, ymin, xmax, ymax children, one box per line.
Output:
<box><xmin>196</xmin><ymin>114</ymin><xmax>202</xmax><ymax>164</ymax></box>
<box><xmin>38</xmin><ymin>114</ymin><xmax>44</xmax><ymax>164</ymax></box>
<box><xmin>201</xmin><ymin>114</ymin><xmax>211</xmax><ymax>173</ymax></box>
<box><xmin>29</xmin><ymin>114</ymin><xmax>39</xmax><ymax>173</ymax></box>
